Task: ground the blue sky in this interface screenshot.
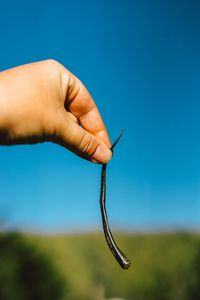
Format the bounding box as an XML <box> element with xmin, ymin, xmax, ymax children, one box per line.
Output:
<box><xmin>0</xmin><ymin>0</ymin><xmax>200</xmax><ymax>232</ymax></box>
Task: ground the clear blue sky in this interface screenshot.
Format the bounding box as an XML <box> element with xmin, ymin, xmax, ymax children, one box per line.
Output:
<box><xmin>0</xmin><ymin>0</ymin><xmax>200</xmax><ymax>232</ymax></box>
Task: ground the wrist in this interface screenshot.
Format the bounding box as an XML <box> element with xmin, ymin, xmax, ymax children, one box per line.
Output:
<box><xmin>0</xmin><ymin>75</ymin><xmax>11</xmax><ymax>143</ymax></box>
<box><xmin>0</xmin><ymin>77</ymin><xmax>5</xmax><ymax>127</ymax></box>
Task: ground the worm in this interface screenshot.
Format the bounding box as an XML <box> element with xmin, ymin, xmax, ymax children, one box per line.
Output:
<box><xmin>100</xmin><ymin>130</ymin><xmax>131</xmax><ymax>269</ymax></box>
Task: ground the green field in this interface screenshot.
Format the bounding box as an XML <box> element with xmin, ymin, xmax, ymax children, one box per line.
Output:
<box><xmin>0</xmin><ymin>231</ymin><xmax>200</xmax><ymax>300</ymax></box>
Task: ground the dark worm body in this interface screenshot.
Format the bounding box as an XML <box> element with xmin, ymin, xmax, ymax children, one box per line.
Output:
<box><xmin>100</xmin><ymin>130</ymin><xmax>131</xmax><ymax>269</ymax></box>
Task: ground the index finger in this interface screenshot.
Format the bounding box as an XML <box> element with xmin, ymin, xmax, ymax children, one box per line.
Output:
<box><xmin>62</xmin><ymin>70</ymin><xmax>111</xmax><ymax>148</ymax></box>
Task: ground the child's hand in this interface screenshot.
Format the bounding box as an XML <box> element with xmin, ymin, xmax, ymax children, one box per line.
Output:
<box><xmin>0</xmin><ymin>60</ymin><xmax>112</xmax><ymax>163</ymax></box>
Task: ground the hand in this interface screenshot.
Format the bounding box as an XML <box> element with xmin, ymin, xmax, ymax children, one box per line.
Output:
<box><xmin>0</xmin><ymin>60</ymin><xmax>112</xmax><ymax>163</ymax></box>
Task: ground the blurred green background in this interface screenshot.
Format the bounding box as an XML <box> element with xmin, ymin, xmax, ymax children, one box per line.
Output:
<box><xmin>1</xmin><ymin>230</ymin><xmax>200</xmax><ymax>300</ymax></box>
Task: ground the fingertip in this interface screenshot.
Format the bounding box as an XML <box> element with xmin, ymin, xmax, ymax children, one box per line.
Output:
<box><xmin>92</xmin><ymin>144</ymin><xmax>112</xmax><ymax>164</ymax></box>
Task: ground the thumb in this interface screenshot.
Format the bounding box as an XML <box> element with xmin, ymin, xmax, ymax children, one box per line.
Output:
<box><xmin>55</xmin><ymin>113</ymin><xmax>112</xmax><ymax>164</ymax></box>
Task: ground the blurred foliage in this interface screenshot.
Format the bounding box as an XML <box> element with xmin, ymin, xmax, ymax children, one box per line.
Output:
<box><xmin>1</xmin><ymin>231</ymin><xmax>200</xmax><ymax>299</ymax></box>
<box><xmin>0</xmin><ymin>232</ymin><xmax>66</xmax><ymax>300</ymax></box>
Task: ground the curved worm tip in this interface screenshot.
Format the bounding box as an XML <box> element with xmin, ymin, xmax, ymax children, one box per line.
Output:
<box><xmin>123</xmin><ymin>262</ymin><xmax>131</xmax><ymax>269</ymax></box>
<box><xmin>120</xmin><ymin>258</ymin><xmax>131</xmax><ymax>270</ymax></box>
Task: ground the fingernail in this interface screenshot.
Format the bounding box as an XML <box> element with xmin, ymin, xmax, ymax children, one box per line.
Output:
<box><xmin>93</xmin><ymin>144</ymin><xmax>112</xmax><ymax>163</ymax></box>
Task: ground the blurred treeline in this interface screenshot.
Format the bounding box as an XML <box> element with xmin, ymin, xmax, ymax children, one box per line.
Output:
<box><xmin>0</xmin><ymin>231</ymin><xmax>200</xmax><ymax>300</ymax></box>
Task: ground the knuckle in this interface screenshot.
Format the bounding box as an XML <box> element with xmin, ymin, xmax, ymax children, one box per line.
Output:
<box><xmin>46</xmin><ymin>58</ymin><xmax>58</xmax><ymax>66</ymax></box>
<box><xmin>44</xmin><ymin>59</ymin><xmax>62</xmax><ymax>71</ymax></box>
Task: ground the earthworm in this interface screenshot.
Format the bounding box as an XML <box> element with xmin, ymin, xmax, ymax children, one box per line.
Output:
<box><xmin>100</xmin><ymin>130</ymin><xmax>131</xmax><ymax>269</ymax></box>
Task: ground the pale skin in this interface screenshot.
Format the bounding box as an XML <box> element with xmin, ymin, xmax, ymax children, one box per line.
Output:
<box><xmin>0</xmin><ymin>60</ymin><xmax>112</xmax><ymax>163</ymax></box>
